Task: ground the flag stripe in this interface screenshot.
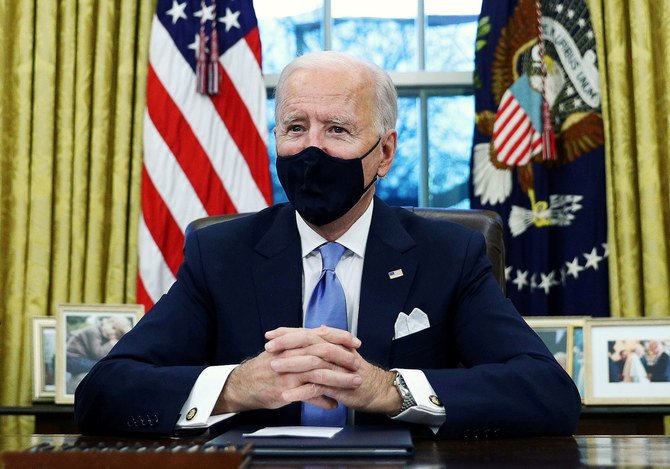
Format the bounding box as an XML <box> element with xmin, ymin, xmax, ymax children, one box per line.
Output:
<box><xmin>493</xmin><ymin>94</ymin><xmax>516</xmax><ymax>134</ymax></box>
<box><xmin>493</xmin><ymin>103</ymin><xmax>522</xmax><ymax>144</ymax></box>
<box><xmin>507</xmin><ymin>129</ymin><xmax>534</xmax><ymax>166</ymax></box>
<box><xmin>501</xmin><ymin>124</ymin><xmax>530</xmax><ymax>165</ymax></box>
<box><xmin>149</xmin><ymin>16</ymin><xmax>268</xmax><ymax>212</ymax></box>
<box><xmin>141</xmin><ymin>165</ymin><xmax>186</xmax><ymax>275</ymax></box>
<box><xmin>135</xmin><ymin>276</ymin><xmax>154</xmax><ymax>313</ymax></box>
<box><xmin>496</xmin><ymin>115</ymin><xmax>529</xmax><ymax>159</ymax></box>
<box><xmin>146</xmin><ymin>66</ymin><xmax>236</xmax><ymax>215</ymax></box>
<box><xmin>138</xmin><ymin>215</ymin><xmax>177</xmax><ymax>304</ymax></box>
<box><xmin>220</xmin><ymin>35</ymin><xmax>267</xmax><ymax>144</ymax></box>
<box><xmin>143</xmin><ymin>111</ymin><xmax>209</xmax><ymax>232</ymax></box>
<box><xmin>245</xmin><ymin>26</ymin><xmax>262</xmax><ymax>67</ymax></box>
<box><xmin>210</xmin><ymin>60</ymin><xmax>271</xmax><ymax>202</ymax></box>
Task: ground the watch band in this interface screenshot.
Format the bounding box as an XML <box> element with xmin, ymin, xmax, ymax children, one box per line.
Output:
<box><xmin>393</xmin><ymin>372</ymin><xmax>417</xmax><ymax>413</ymax></box>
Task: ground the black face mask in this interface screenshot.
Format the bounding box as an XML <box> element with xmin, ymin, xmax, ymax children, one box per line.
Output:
<box><xmin>276</xmin><ymin>138</ymin><xmax>381</xmax><ymax>226</ymax></box>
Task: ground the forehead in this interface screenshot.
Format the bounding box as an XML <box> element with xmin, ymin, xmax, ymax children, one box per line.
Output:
<box><xmin>278</xmin><ymin>66</ymin><xmax>375</xmax><ymax>120</ymax></box>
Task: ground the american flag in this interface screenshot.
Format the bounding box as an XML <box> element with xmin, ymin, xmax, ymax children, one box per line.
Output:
<box><xmin>138</xmin><ymin>0</ymin><xmax>272</xmax><ymax>311</ymax></box>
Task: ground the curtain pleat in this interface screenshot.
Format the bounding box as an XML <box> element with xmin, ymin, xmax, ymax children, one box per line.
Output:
<box><xmin>0</xmin><ymin>0</ymin><xmax>152</xmax><ymax>434</ymax></box>
<box><xmin>589</xmin><ymin>0</ymin><xmax>670</xmax><ymax>318</ymax></box>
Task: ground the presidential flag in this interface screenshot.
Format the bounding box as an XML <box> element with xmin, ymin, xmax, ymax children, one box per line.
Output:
<box><xmin>470</xmin><ymin>0</ymin><xmax>609</xmax><ymax>316</ymax></box>
<box><xmin>138</xmin><ymin>0</ymin><xmax>272</xmax><ymax>310</ymax></box>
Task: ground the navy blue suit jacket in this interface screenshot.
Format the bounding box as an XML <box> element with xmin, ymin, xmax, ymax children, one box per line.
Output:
<box><xmin>75</xmin><ymin>199</ymin><xmax>581</xmax><ymax>438</ymax></box>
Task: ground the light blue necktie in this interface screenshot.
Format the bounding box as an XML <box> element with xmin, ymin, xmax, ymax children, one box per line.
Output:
<box><xmin>301</xmin><ymin>242</ymin><xmax>348</xmax><ymax>426</ymax></box>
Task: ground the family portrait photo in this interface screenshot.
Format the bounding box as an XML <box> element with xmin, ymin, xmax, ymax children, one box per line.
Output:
<box><xmin>32</xmin><ymin>317</ymin><xmax>57</xmax><ymax>401</ymax></box>
<box><xmin>607</xmin><ymin>339</ymin><xmax>670</xmax><ymax>384</ymax></box>
<box><xmin>525</xmin><ymin>317</ymin><xmax>587</xmax><ymax>390</ymax></box>
<box><xmin>585</xmin><ymin>319</ymin><xmax>670</xmax><ymax>404</ymax></box>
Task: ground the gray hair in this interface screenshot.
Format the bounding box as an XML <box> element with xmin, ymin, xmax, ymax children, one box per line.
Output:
<box><xmin>274</xmin><ymin>51</ymin><xmax>397</xmax><ymax>135</ymax></box>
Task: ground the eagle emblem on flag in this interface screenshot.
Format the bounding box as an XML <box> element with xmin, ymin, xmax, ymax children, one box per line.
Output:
<box><xmin>470</xmin><ymin>0</ymin><xmax>609</xmax><ymax>315</ymax></box>
<box><xmin>473</xmin><ymin>0</ymin><xmax>603</xmax><ymax>236</ymax></box>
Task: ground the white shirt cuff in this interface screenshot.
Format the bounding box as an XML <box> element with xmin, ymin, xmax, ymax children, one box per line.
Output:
<box><xmin>390</xmin><ymin>368</ymin><xmax>445</xmax><ymax>433</ymax></box>
<box><xmin>176</xmin><ymin>364</ymin><xmax>238</xmax><ymax>428</ymax></box>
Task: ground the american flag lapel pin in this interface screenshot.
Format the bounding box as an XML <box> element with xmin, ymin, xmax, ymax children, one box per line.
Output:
<box><xmin>388</xmin><ymin>269</ymin><xmax>404</xmax><ymax>280</ymax></box>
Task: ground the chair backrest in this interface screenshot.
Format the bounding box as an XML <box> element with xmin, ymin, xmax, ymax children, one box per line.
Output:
<box><xmin>404</xmin><ymin>208</ymin><xmax>505</xmax><ymax>294</ymax></box>
<box><xmin>186</xmin><ymin>208</ymin><xmax>506</xmax><ymax>294</ymax></box>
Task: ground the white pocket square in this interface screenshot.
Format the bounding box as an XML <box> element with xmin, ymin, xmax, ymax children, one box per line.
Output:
<box><xmin>393</xmin><ymin>307</ymin><xmax>430</xmax><ymax>340</ymax></box>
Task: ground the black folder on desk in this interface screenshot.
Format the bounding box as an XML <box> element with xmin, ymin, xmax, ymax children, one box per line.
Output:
<box><xmin>205</xmin><ymin>426</ymin><xmax>414</xmax><ymax>457</ymax></box>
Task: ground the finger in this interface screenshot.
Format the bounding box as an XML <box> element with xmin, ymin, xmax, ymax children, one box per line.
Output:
<box><xmin>313</xmin><ymin>326</ymin><xmax>362</xmax><ymax>349</ymax></box>
<box><xmin>265</xmin><ymin>327</ymin><xmax>302</xmax><ymax>340</ymax></box>
<box><xmin>271</xmin><ymin>354</ymin><xmax>356</xmax><ymax>374</ymax></box>
<box><xmin>265</xmin><ymin>328</ymin><xmax>324</xmax><ymax>353</ymax></box>
<box><xmin>305</xmin><ymin>368</ymin><xmax>362</xmax><ymax>389</ymax></box>
<box><xmin>266</xmin><ymin>326</ymin><xmax>360</xmax><ymax>353</ymax></box>
<box><xmin>274</xmin><ymin>344</ymin><xmax>360</xmax><ymax>372</ymax></box>
<box><xmin>281</xmin><ymin>383</ymin><xmax>331</xmax><ymax>403</ymax></box>
<box><xmin>282</xmin><ymin>381</ymin><xmax>358</xmax><ymax>405</ymax></box>
<box><xmin>271</xmin><ymin>355</ymin><xmax>327</xmax><ymax>373</ymax></box>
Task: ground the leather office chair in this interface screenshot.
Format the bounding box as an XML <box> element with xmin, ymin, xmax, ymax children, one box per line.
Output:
<box><xmin>186</xmin><ymin>208</ymin><xmax>506</xmax><ymax>294</ymax></box>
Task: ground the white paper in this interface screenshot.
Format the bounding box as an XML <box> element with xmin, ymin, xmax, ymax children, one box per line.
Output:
<box><xmin>243</xmin><ymin>426</ymin><xmax>342</xmax><ymax>438</ymax></box>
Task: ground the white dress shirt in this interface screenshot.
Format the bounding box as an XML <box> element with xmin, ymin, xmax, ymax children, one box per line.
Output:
<box><xmin>176</xmin><ymin>201</ymin><xmax>446</xmax><ymax>430</ymax></box>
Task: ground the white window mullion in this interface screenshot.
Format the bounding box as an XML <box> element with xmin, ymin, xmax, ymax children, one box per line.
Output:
<box><xmin>419</xmin><ymin>90</ymin><xmax>429</xmax><ymax>207</ymax></box>
<box><xmin>417</xmin><ymin>0</ymin><xmax>425</xmax><ymax>71</ymax></box>
<box><xmin>323</xmin><ymin>0</ymin><xmax>332</xmax><ymax>50</ymax></box>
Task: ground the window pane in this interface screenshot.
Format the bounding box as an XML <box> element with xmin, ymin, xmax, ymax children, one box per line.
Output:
<box><xmin>425</xmin><ymin>0</ymin><xmax>481</xmax><ymax>72</ymax></box>
<box><xmin>427</xmin><ymin>96</ymin><xmax>474</xmax><ymax>208</ymax></box>
<box><xmin>265</xmin><ymin>98</ymin><xmax>288</xmax><ymax>204</ymax></box>
<box><xmin>254</xmin><ymin>0</ymin><xmax>323</xmax><ymax>74</ymax></box>
<box><xmin>376</xmin><ymin>97</ymin><xmax>419</xmax><ymax>206</ymax></box>
<box><xmin>331</xmin><ymin>0</ymin><xmax>417</xmax><ymax>71</ymax></box>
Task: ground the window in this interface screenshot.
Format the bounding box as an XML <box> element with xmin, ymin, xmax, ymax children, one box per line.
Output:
<box><xmin>255</xmin><ymin>0</ymin><xmax>481</xmax><ymax>208</ymax></box>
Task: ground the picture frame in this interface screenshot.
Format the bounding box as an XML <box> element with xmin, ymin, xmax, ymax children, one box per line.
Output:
<box><xmin>55</xmin><ymin>304</ymin><xmax>144</xmax><ymax>404</ymax></box>
<box><xmin>584</xmin><ymin>318</ymin><xmax>670</xmax><ymax>405</ymax></box>
<box><xmin>525</xmin><ymin>316</ymin><xmax>588</xmax><ymax>399</ymax></box>
<box><xmin>32</xmin><ymin>316</ymin><xmax>57</xmax><ymax>401</ymax></box>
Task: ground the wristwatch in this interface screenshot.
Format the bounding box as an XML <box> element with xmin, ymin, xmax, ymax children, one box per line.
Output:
<box><xmin>393</xmin><ymin>372</ymin><xmax>417</xmax><ymax>414</ymax></box>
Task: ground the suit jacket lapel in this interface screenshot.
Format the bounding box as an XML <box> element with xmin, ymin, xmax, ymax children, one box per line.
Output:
<box><xmin>357</xmin><ymin>199</ymin><xmax>417</xmax><ymax>368</ymax></box>
<box><xmin>252</xmin><ymin>205</ymin><xmax>304</xmax><ymax>333</ymax></box>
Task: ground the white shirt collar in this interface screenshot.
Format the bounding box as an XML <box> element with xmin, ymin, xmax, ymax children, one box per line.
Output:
<box><xmin>295</xmin><ymin>200</ymin><xmax>374</xmax><ymax>259</ymax></box>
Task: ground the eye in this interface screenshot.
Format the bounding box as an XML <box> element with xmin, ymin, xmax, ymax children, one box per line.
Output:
<box><xmin>288</xmin><ymin>125</ymin><xmax>303</xmax><ymax>133</ymax></box>
<box><xmin>331</xmin><ymin>126</ymin><xmax>346</xmax><ymax>134</ymax></box>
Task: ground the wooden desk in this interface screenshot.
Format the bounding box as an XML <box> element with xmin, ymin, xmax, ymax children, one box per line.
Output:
<box><xmin>1</xmin><ymin>434</ymin><xmax>670</xmax><ymax>467</ymax></box>
<box><xmin>578</xmin><ymin>405</ymin><xmax>670</xmax><ymax>435</ymax></box>
<box><xmin>2</xmin><ymin>404</ymin><xmax>669</xmax><ymax>435</ymax></box>
<box><xmin>0</xmin><ymin>405</ymin><xmax>77</xmax><ymax>434</ymax></box>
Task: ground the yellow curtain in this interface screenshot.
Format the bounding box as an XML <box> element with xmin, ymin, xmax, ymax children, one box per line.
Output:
<box><xmin>0</xmin><ymin>1</ymin><xmax>154</xmax><ymax>433</ymax></box>
<box><xmin>589</xmin><ymin>0</ymin><xmax>670</xmax><ymax>318</ymax></box>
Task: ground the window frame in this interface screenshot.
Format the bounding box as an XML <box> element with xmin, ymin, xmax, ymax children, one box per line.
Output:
<box><xmin>261</xmin><ymin>0</ymin><xmax>477</xmax><ymax>207</ymax></box>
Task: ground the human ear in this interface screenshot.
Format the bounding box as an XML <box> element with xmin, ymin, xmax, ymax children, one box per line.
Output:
<box><xmin>377</xmin><ymin>129</ymin><xmax>397</xmax><ymax>177</ymax></box>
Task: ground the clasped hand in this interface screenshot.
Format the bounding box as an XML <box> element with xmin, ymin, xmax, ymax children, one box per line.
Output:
<box><xmin>215</xmin><ymin>326</ymin><xmax>399</xmax><ymax>415</ymax></box>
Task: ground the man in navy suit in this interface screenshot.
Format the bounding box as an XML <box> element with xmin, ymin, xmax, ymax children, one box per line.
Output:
<box><xmin>75</xmin><ymin>51</ymin><xmax>581</xmax><ymax>438</ymax></box>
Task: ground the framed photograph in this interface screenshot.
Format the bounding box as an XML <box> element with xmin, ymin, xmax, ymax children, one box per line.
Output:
<box><xmin>571</xmin><ymin>321</ymin><xmax>586</xmax><ymax>400</ymax></box>
<box><xmin>55</xmin><ymin>304</ymin><xmax>144</xmax><ymax>404</ymax></box>
<box><xmin>525</xmin><ymin>316</ymin><xmax>588</xmax><ymax>399</ymax></box>
<box><xmin>584</xmin><ymin>318</ymin><xmax>670</xmax><ymax>405</ymax></box>
<box><xmin>32</xmin><ymin>317</ymin><xmax>57</xmax><ymax>401</ymax></box>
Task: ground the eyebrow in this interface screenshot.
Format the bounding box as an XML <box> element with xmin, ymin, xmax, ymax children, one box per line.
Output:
<box><xmin>279</xmin><ymin>112</ymin><xmax>306</xmax><ymax>127</ymax></box>
<box><xmin>324</xmin><ymin>115</ymin><xmax>355</xmax><ymax>128</ymax></box>
<box><xmin>278</xmin><ymin>112</ymin><xmax>358</xmax><ymax>130</ymax></box>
